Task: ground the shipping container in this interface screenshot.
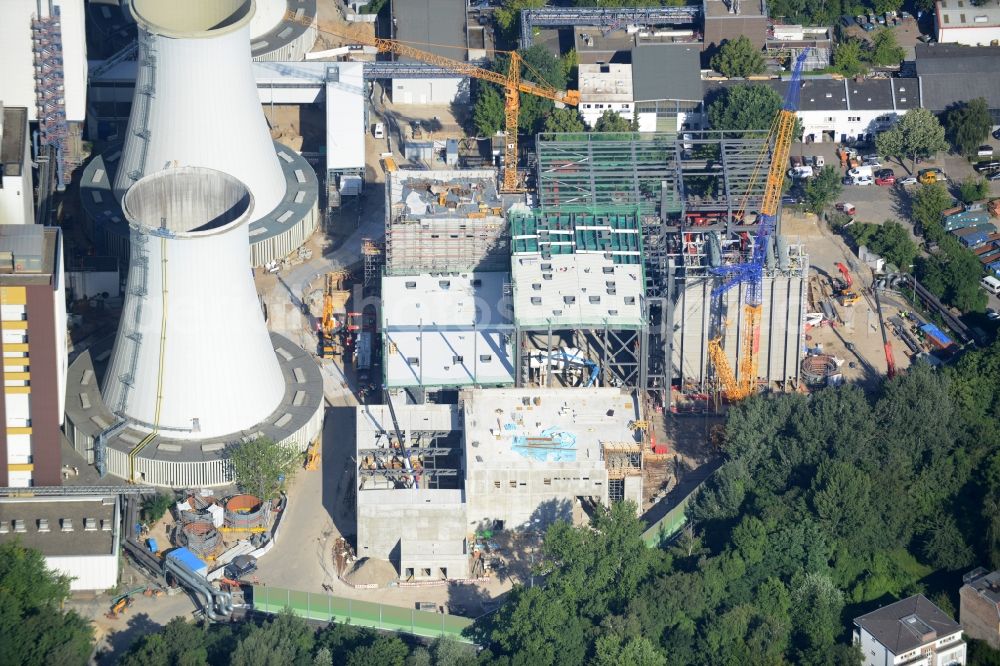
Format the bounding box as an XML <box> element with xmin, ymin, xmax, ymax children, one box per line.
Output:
<box><xmin>920</xmin><ymin>323</ymin><xmax>955</xmax><ymax>350</ymax></box>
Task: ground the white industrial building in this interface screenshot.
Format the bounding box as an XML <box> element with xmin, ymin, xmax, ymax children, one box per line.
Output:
<box><xmin>390</xmin><ymin>0</ymin><xmax>470</xmax><ymax>105</ymax></box>
<box><xmin>324</xmin><ymin>61</ymin><xmax>367</xmax><ymax>197</ymax></box>
<box><xmin>578</xmin><ymin>63</ymin><xmax>634</xmax><ymax>129</ymax></box>
<box><xmin>355</xmin><ymin>387</ymin><xmax>642</xmax><ymax>580</ymax></box>
<box><xmin>382</xmin><ymin>272</ymin><xmax>515</xmax><ymax>390</ymax></box>
<box><xmin>65</xmin><ymin>168</ymin><xmax>324</xmax><ymax>487</ymax></box>
<box><xmin>0</xmin><ymin>0</ymin><xmax>87</xmax><ymax>123</ymax></box>
<box><xmin>936</xmin><ymin>0</ymin><xmax>1000</xmax><ymax>45</ymax></box>
<box><xmin>0</xmin><ymin>105</ymin><xmax>35</xmax><ymax>226</ymax></box>
<box><xmin>80</xmin><ymin>0</ymin><xmax>319</xmax><ymax>268</ymax></box>
<box><xmin>0</xmin><ymin>495</ymin><xmax>121</xmax><ymax>591</ymax></box>
<box><xmin>704</xmin><ymin>78</ymin><xmax>920</xmax><ymax>144</ymax></box>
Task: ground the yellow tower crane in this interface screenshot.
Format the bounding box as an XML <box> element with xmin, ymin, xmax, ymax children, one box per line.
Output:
<box><xmin>284</xmin><ymin>13</ymin><xmax>580</xmax><ymax>192</ymax></box>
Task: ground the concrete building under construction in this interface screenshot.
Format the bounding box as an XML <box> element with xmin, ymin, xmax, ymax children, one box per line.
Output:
<box><xmin>384</xmin><ymin>169</ymin><xmax>509</xmax><ymax>275</ymax></box>
<box><xmin>528</xmin><ymin>131</ymin><xmax>810</xmax><ymax>404</ymax></box>
<box><xmin>354</xmin><ymin>387</ymin><xmax>642</xmax><ymax>581</ymax></box>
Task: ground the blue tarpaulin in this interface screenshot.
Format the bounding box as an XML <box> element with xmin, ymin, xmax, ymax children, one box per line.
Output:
<box><xmin>920</xmin><ymin>323</ymin><xmax>954</xmax><ymax>349</ymax></box>
<box><xmin>166</xmin><ymin>547</ymin><xmax>207</xmax><ymax>577</ymax></box>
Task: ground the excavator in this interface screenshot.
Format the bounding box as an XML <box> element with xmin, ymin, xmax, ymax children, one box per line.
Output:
<box><xmin>834</xmin><ymin>262</ymin><xmax>860</xmax><ymax>306</ymax></box>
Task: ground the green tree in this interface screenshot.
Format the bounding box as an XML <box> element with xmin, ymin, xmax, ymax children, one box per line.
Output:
<box><xmin>230</xmin><ymin>611</ymin><xmax>315</xmax><ymax>666</ymax></box>
<box><xmin>141</xmin><ymin>492</ymin><xmax>174</xmax><ymax>523</ymax></box>
<box><xmin>542</xmin><ymin>108</ymin><xmax>586</xmax><ymax>133</ymax></box>
<box><xmin>790</xmin><ymin>573</ymin><xmax>845</xmax><ymax>663</ymax></box>
<box><xmin>344</xmin><ymin>636</ymin><xmax>409</xmax><ymax>666</ymax></box>
<box><xmin>870</xmin><ymin>30</ymin><xmax>906</xmax><ymax>67</ymax></box>
<box><xmin>920</xmin><ymin>516</ymin><xmax>975</xmax><ymax>570</ymax></box>
<box><xmin>944</xmin><ymin>97</ymin><xmax>992</xmax><ymax>156</ymax></box>
<box><xmin>710</xmin><ymin>36</ymin><xmax>766</xmax><ymax>78</ymax></box>
<box><xmin>227</xmin><ymin>437</ymin><xmax>299</xmax><ymax>500</ymax></box>
<box><xmin>875</xmin><ymin>109</ymin><xmax>948</xmax><ymax>169</ymax></box>
<box><xmin>593</xmin><ymin>109</ymin><xmax>637</xmax><ymax>133</ymax></box>
<box><xmin>873</xmin><ymin>0</ymin><xmax>905</xmax><ymax>13</ymax></box>
<box><xmin>805</xmin><ymin>165</ymin><xmax>843</xmax><ymax>213</ymax></box>
<box><xmin>708</xmin><ymin>84</ymin><xmax>783</xmax><ymax>131</ymax></box>
<box><xmin>958</xmin><ymin>176</ymin><xmax>989</xmax><ymax>204</ymax></box>
<box><xmin>910</xmin><ymin>182</ymin><xmax>952</xmax><ymax>242</ymax></box>
<box><xmin>429</xmin><ymin>637</ymin><xmax>478</xmax><ymax>666</ymax></box>
<box><xmin>833</xmin><ymin>39</ymin><xmax>867</xmax><ymax>77</ymax></box>
<box><xmin>0</xmin><ymin>542</ymin><xmax>93</xmax><ymax>666</ymax></box>
<box><xmin>472</xmin><ymin>81</ymin><xmax>504</xmax><ymax>136</ymax></box>
<box><xmin>850</xmin><ymin>221</ymin><xmax>918</xmax><ymax>270</ymax></box>
<box><xmin>117</xmin><ymin>617</ymin><xmax>209</xmax><ymax>666</ymax></box>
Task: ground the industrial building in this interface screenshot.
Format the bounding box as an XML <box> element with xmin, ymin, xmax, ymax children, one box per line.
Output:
<box><xmin>384</xmin><ymin>169</ymin><xmax>509</xmax><ymax>274</ymax></box>
<box><xmin>915</xmin><ymin>44</ymin><xmax>1000</xmax><ymax>125</ymax></box>
<box><xmin>529</xmin><ymin>131</ymin><xmax>809</xmax><ymax>402</ymax></box>
<box><xmin>64</xmin><ymin>168</ymin><xmax>323</xmax><ymax>487</ymax></box>
<box><xmin>324</xmin><ymin>61</ymin><xmax>367</xmax><ymax>204</ymax></box>
<box><xmin>355</xmin><ymin>387</ymin><xmax>642</xmax><ymax>580</ymax></box>
<box><xmin>0</xmin><ymin>0</ymin><xmax>87</xmax><ymax>123</ymax></box>
<box><xmin>79</xmin><ymin>0</ymin><xmax>319</xmax><ymax>267</ymax></box>
<box><xmin>389</xmin><ymin>0</ymin><xmax>471</xmax><ymax>105</ymax></box>
<box><xmin>702</xmin><ymin>0</ymin><xmax>769</xmax><ymax>51</ymax></box>
<box><xmin>0</xmin><ymin>105</ymin><xmax>35</xmax><ymax>226</ymax></box>
<box><xmin>0</xmin><ymin>226</ymin><xmax>67</xmax><ymax>488</ymax></box>
<box><xmin>960</xmin><ymin>568</ymin><xmax>1000</xmax><ymax>650</ymax></box>
<box><xmin>382</xmin><ymin>272</ymin><xmax>515</xmax><ymax>391</ymax></box>
<box><xmin>0</xmin><ymin>494</ymin><xmax>121</xmax><ymax>591</ymax></box>
<box><xmin>935</xmin><ymin>0</ymin><xmax>1000</xmax><ymax>46</ymax></box>
<box><xmin>632</xmin><ymin>43</ymin><xmax>703</xmax><ymax>133</ymax></box>
<box><xmin>578</xmin><ymin>63</ymin><xmax>634</xmax><ymax>128</ymax></box>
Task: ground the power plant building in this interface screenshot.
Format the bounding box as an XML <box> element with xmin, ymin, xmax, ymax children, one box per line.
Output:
<box><xmin>79</xmin><ymin>0</ymin><xmax>319</xmax><ymax>267</ymax></box>
<box><xmin>64</xmin><ymin>168</ymin><xmax>323</xmax><ymax>487</ymax></box>
<box><xmin>0</xmin><ymin>105</ymin><xmax>35</xmax><ymax>226</ymax></box>
<box><xmin>355</xmin><ymin>388</ymin><xmax>642</xmax><ymax>580</ymax></box>
<box><xmin>0</xmin><ymin>226</ymin><xmax>67</xmax><ymax>488</ymax></box>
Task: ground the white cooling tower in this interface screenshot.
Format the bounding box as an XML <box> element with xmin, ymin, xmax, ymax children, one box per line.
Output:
<box><xmin>102</xmin><ymin>167</ymin><xmax>284</xmax><ymax>440</ymax></box>
<box><xmin>114</xmin><ymin>0</ymin><xmax>285</xmax><ymax>223</ymax></box>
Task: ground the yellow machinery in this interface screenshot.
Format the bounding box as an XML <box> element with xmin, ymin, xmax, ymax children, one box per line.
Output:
<box><xmin>304</xmin><ymin>438</ymin><xmax>321</xmax><ymax>471</ymax></box>
<box><xmin>320</xmin><ymin>271</ymin><xmax>349</xmax><ymax>359</ymax></box>
<box><xmin>284</xmin><ymin>13</ymin><xmax>579</xmax><ymax>192</ymax></box>
<box><xmin>707</xmin><ymin>52</ymin><xmax>809</xmax><ymax>401</ymax></box>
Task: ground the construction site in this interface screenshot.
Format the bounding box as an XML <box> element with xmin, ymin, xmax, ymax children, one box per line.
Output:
<box><xmin>354</xmin><ymin>387</ymin><xmax>646</xmax><ymax>582</ymax></box>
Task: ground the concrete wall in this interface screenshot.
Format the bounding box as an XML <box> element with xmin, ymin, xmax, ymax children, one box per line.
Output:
<box><xmin>672</xmin><ymin>274</ymin><xmax>806</xmax><ymax>391</ymax></box>
<box><xmin>391</xmin><ymin>78</ymin><xmax>468</xmax><ymax>105</ymax></box>
<box><xmin>356</xmin><ymin>488</ymin><xmax>467</xmax><ymax>574</ymax></box>
<box><xmin>400</xmin><ymin>537</ymin><xmax>469</xmax><ymax>580</ymax></box>
<box><xmin>465</xmin><ymin>466</ymin><xmax>608</xmax><ymax>530</ymax></box>
<box><xmin>48</xmin><ymin>553</ymin><xmax>118</xmax><ymax>591</ymax></box>
<box><xmin>961</xmin><ymin>585</ymin><xmax>1000</xmax><ymax>649</ymax></box>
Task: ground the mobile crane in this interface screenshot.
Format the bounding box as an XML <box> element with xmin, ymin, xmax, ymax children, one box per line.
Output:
<box><xmin>707</xmin><ymin>51</ymin><xmax>809</xmax><ymax>401</ymax></box>
<box><xmin>872</xmin><ymin>287</ymin><xmax>897</xmax><ymax>379</ymax></box>
<box><xmin>284</xmin><ymin>12</ymin><xmax>580</xmax><ymax>192</ymax></box>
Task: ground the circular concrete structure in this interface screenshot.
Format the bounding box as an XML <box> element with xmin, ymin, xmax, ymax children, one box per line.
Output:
<box><xmin>250</xmin><ymin>0</ymin><xmax>318</xmax><ymax>62</ymax></box>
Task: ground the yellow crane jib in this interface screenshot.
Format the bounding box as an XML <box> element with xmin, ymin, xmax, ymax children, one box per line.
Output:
<box><xmin>284</xmin><ymin>12</ymin><xmax>579</xmax><ymax>193</ymax></box>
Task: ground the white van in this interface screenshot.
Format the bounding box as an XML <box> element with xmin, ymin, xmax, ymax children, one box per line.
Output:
<box><xmin>982</xmin><ymin>275</ymin><xmax>1000</xmax><ymax>295</ymax></box>
<box><xmin>373</xmin><ymin>122</ymin><xmax>385</xmax><ymax>139</ymax></box>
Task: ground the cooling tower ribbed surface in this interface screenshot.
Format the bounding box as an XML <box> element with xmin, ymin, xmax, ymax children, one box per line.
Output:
<box><xmin>115</xmin><ymin>0</ymin><xmax>285</xmax><ymax>223</ymax></box>
<box><xmin>102</xmin><ymin>167</ymin><xmax>285</xmax><ymax>439</ymax></box>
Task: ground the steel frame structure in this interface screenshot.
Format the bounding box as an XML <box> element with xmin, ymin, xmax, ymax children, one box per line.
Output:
<box><xmin>519</xmin><ymin>6</ymin><xmax>701</xmax><ymax>47</ymax></box>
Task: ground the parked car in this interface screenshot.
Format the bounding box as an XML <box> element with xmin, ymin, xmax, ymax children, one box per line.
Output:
<box><xmin>788</xmin><ymin>166</ymin><xmax>814</xmax><ymax>179</ymax></box>
<box><xmin>876</xmin><ymin>174</ymin><xmax>896</xmax><ymax>186</ymax></box>
<box><xmin>987</xmin><ymin>308</ymin><xmax>1000</xmax><ymax>321</ymax></box>
<box><xmin>898</xmin><ymin>176</ymin><xmax>918</xmax><ymax>186</ymax></box>
<box><xmin>992</xmin><ymin>128</ymin><xmax>1000</xmax><ymax>140</ymax></box>
<box><xmin>836</xmin><ymin>202</ymin><xmax>857</xmax><ymax>215</ymax></box>
<box><xmin>978</xmin><ymin>145</ymin><xmax>995</xmax><ymax>157</ymax></box>
<box><xmin>845</xmin><ymin>175</ymin><xmax>874</xmax><ymax>186</ymax></box>
<box><xmin>862</xmin><ymin>21</ymin><xmax>876</xmax><ymax>31</ymax></box>
<box><xmin>918</xmin><ymin>168</ymin><xmax>947</xmax><ymax>184</ymax></box>
<box><xmin>975</xmin><ymin>160</ymin><xmax>1000</xmax><ymax>173</ymax></box>
<box><xmin>989</xmin><ymin>171</ymin><xmax>1000</xmax><ymax>182</ymax></box>
<box><xmin>876</xmin><ymin>168</ymin><xmax>894</xmax><ymax>179</ymax></box>
<box><xmin>812</xmin><ymin>155</ymin><xmax>826</xmax><ymax>168</ymax></box>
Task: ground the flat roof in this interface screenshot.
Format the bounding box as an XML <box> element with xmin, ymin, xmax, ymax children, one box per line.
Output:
<box><xmin>511</xmin><ymin>253</ymin><xmax>643</xmax><ymax>330</ymax></box>
<box><xmin>704</xmin><ymin>0</ymin><xmax>766</xmax><ymax>18</ymax></box>
<box><xmin>326</xmin><ymin>62</ymin><xmax>366</xmax><ymax>173</ymax></box>
<box><xmin>393</xmin><ymin>0</ymin><xmax>468</xmax><ymax>62</ymax></box>
<box><xmin>854</xmin><ymin>594</ymin><xmax>961</xmax><ymax>655</ymax></box>
<box><xmin>579</xmin><ymin>64</ymin><xmax>634</xmax><ymax>102</ymax></box>
<box><xmin>462</xmin><ymin>387</ymin><xmax>638</xmax><ymax>470</ymax></box>
<box><xmin>382</xmin><ymin>272</ymin><xmax>515</xmax><ymax>388</ymax></box>
<box><xmin>1</xmin><ymin>106</ymin><xmax>27</xmax><ymax>178</ymax></box>
<box><xmin>937</xmin><ymin>0</ymin><xmax>1000</xmax><ymax>28</ymax></box>
<box><xmin>632</xmin><ymin>43</ymin><xmax>703</xmax><ymax>102</ymax></box>
<box><xmin>0</xmin><ymin>227</ymin><xmax>60</xmax><ymax>286</ymax></box>
<box><xmin>916</xmin><ymin>44</ymin><xmax>1000</xmax><ymax>110</ymax></box>
<box><xmin>0</xmin><ymin>496</ymin><xmax>117</xmax><ymax>557</ymax></box>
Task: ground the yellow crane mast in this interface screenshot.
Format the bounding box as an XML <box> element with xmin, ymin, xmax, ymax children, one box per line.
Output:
<box><xmin>284</xmin><ymin>13</ymin><xmax>580</xmax><ymax>192</ymax></box>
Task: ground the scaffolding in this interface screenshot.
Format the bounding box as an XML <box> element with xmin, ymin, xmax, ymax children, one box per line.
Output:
<box><xmin>357</xmin><ymin>430</ymin><xmax>462</xmax><ymax>491</ymax></box>
<box><xmin>32</xmin><ymin>5</ymin><xmax>70</xmax><ymax>191</ymax></box>
<box><xmin>362</xmin><ymin>238</ymin><xmax>383</xmax><ymax>287</ymax></box>
<box><xmin>602</xmin><ymin>441</ymin><xmax>643</xmax><ymax>480</ymax></box>
<box><xmin>384</xmin><ymin>170</ymin><xmax>509</xmax><ymax>275</ymax></box>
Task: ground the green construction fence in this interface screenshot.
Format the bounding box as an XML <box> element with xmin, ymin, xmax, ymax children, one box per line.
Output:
<box><xmin>251</xmin><ymin>586</ymin><xmax>475</xmax><ymax>643</ymax></box>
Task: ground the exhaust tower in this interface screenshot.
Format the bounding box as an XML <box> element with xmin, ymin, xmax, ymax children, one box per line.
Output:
<box><xmin>102</xmin><ymin>167</ymin><xmax>284</xmax><ymax>439</ymax></box>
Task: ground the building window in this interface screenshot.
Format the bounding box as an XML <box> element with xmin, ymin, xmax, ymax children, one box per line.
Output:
<box><xmin>479</xmin><ymin>354</ymin><xmax>492</xmax><ymax>362</ymax></box>
<box><xmin>494</xmin><ymin>481</ymin><xmax>501</xmax><ymax>488</ymax></box>
<box><xmin>453</xmin><ymin>355</ymin><xmax>463</xmax><ymax>363</ymax></box>
<box><xmin>848</xmin><ymin>116</ymin><xmax>861</xmax><ymax>122</ymax></box>
<box><xmin>407</xmin><ymin>357</ymin><xmax>419</xmax><ymax>366</ymax></box>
